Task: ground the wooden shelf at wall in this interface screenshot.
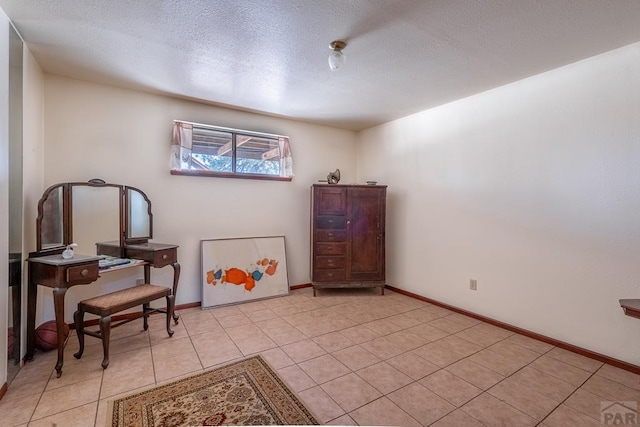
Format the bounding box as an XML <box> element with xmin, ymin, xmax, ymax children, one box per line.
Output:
<box><xmin>620</xmin><ymin>299</ymin><xmax>640</xmax><ymax>320</ymax></box>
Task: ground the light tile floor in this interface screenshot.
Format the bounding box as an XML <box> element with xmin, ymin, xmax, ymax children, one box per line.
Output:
<box><xmin>2</xmin><ymin>287</ymin><xmax>639</xmax><ymax>426</ymax></box>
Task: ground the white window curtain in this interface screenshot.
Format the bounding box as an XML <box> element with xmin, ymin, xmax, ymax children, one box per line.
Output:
<box><xmin>278</xmin><ymin>136</ymin><xmax>294</xmax><ymax>178</ymax></box>
<box><xmin>170</xmin><ymin>121</ymin><xmax>193</xmax><ymax>170</ymax></box>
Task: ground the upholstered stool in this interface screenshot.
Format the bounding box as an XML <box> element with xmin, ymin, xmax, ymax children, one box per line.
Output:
<box><xmin>73</xmin><ymin>284</ymin><xmax>175</xmax><ymax>369</ymax></box>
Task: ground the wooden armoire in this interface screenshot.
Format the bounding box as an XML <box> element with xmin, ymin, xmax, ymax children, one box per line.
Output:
<box><xmin>310</xmin><ymin>184</ymin><xmax>386</xmax><ymax>296</ymax></box>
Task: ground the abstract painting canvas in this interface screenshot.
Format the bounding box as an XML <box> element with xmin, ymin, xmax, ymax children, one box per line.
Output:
<box><xmin>201</xmin><ymin>236</ymin><xmax>289</xmax><ymax>308</ymax></box>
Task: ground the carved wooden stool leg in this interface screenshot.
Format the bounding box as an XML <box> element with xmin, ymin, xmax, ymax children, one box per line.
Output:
<box><xmin>166</xmin><ymin>295</ymin><xmax>175</xmax><ymax>337</ymax></box>
<box><xmin>73</xmin><ymin>309</ymin><xmax>85</xmax><ymax>360</ymax></box>
<box><xmin>171</xmin><ymin>262</ymin><xmax>181</xmax><ymax>324</ymax></box>
<box><xmin>99</xmin><ymin>316</ymin><xmax>111</xmax><ymax>369</ymax></box>
<box><xmin>143</xmin><ymin>302</ymin><xmax>150</xmax><ymax>331</ymax></box>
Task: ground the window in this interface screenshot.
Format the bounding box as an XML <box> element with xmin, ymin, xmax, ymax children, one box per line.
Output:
<box><xmin>170</xmin><ymin>121</ymin><xmax>293</xmax><ymax>181</ymax></box>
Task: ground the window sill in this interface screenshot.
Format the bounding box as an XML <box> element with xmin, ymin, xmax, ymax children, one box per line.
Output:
<box><xmin>170</xmin><ymin>169</ymin><xmax>293</xmax><ymax>182</ymax></box>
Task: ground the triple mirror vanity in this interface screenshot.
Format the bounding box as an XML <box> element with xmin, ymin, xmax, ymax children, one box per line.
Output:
<box><xmin>27</xmin><ymin>180</ymin><xmax>180</xmax><ymax>377</ymax></box>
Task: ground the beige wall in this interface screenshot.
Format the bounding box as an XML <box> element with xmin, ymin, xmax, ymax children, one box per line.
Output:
<box><xmin>357</xmin><ymin>42</ymin><xmax>640</xmax><ymax>365</ymax></box>
<box><xmin>21</xmin><ymin>47</ymin><xmax>44</xmax><ymax>355</ymax></box>
<box><xmin>41</xmin><ymin>76</ymin><xmax>357</xmax><ymax>322</ymax></box>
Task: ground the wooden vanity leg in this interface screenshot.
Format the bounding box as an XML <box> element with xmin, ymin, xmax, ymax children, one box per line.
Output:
<box><xmin>53</xmin><ymin>287</ymin><xmax>68</xmax><ymax>378</ymax></box>
<box><xmin>25</xmin><ymin>266</ymin><xmax>38</xmax><ymax>362</ymax></box>
<box><xmin>144</xmin><ymin>264</ymin><xmax>150</xmax><ymax>283</ymax></box>
<box><xmin>171</xmin><ymin>262</ymin><xmax>181</xmax><ymax>324</ymax></box>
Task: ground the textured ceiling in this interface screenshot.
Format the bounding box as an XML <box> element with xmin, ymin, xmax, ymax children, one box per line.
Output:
<box><xmin>2</xmin><ymin>0</ymin><xmax>640</xmax><ymax>131</ymax></box>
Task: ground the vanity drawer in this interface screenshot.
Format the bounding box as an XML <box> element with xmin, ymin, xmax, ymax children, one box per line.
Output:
<box><xmin>315</xmin><ymin>229</ymin><xmax>346</xmax><ymax>242</ymax></box>
<box><xmin>66</xmin><ymin>263</ymin><xmax>99</xmax><ymax>284</ymax></box>
<box><xmin>315</xmin><ymin>243</ymin><xmax>346</xmax><ymax>256</ymax></box>
<box><xmin>313</xmin><ymin>269</ymin><xmax>346</xmax><ymax>282</ymax></box>
<box><xmin>145</xmin><ymin>248</ymin><xmax>178</xmax><ymax>267</ymax></box>
<box><xmin>315</xmin><ymin>256</ymin><xmax>345</xmax><ymax>269</ymax></box>
<box><xmin>125</xmin><ymin>245</ymin><xmax>177</xmax><ymax>268</ymax></box>
<box><xmin>149</xmin><ymin>248</ymin><xmax>177</xmax><ymax>267</ymax></box>
<box><xmin>315</xmin><ymin>216</ymin><xmax>346</xmax><ymax>229</ymax></box>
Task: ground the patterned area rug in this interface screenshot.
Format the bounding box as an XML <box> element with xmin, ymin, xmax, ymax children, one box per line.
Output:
<box><xmin>107</xmin><ymin>355</ymin><xmax>319</xmax><ymax>426</ymax></box>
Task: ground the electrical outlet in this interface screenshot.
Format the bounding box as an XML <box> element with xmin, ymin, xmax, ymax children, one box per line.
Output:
<box><xmin>136</xmin><ymin>279</ymin><xmax>144</xmax><ymax>285</ymax></box>
<box><xmin>470</xmin><ymin>279</ymin><xmax>477</xmax><ymax>291</ymax></box>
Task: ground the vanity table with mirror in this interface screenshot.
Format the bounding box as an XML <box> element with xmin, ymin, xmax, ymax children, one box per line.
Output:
<box><xmin>26</xmin><ymin>180</ymin><xmax>180</xmax><ymax>378</ymax></box>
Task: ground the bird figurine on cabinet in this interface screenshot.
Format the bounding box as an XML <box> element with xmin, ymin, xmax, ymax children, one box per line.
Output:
<box><xmin>326</xmin><ymin>169</ymin><xmax>340</xmax><ymax>184</ymax></box>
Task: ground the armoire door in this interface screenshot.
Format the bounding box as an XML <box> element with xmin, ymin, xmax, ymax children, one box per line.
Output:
<box><xmin>346</xmin><ymin>187</ymin><xmax>385</xmax><ymax>281</ymax></box>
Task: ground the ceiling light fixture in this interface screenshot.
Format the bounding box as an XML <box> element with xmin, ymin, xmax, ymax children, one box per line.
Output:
<box><xmin>328</xmin><ymin>40</ymin><xmax>347</xmax><ymax>71</ymax></box>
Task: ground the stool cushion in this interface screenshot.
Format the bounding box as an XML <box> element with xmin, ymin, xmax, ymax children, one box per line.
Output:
<box><xmin>78</xmin><ymin>284</ymin><xmax>170</xmax><ymax>317</ymax></box>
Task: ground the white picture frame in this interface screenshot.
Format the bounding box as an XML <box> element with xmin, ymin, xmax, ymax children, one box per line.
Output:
<box><xmin>201</xmin><ymin>236</ymin><xmax>289</xmax><ymax>309</ymax></box>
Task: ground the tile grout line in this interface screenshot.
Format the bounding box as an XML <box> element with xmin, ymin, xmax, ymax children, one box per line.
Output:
<box><xmin>15</xmin><ymin>289</ymin><xmax>633</xmax><ymax>426</ymax></box>
<box><xmin>535</xmin><ymin>368</ymin><xmax>600</xmax><ymax>426</ymax></box>
<box><xmin>281</xmin><ymin>300</ymin><xmax>553</xmax><ymax>426</ymax></box>
<box><xmin>202</xmin><ymin>293</ymin><xmax>594</xmax><ymax>426</ymax></box>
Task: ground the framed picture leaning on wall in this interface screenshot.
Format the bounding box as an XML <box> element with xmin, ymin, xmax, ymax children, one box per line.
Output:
<box><xmin>201</xmin><ymin>236</ymin><xmax>289</xmax><ymax>309</ymax></box>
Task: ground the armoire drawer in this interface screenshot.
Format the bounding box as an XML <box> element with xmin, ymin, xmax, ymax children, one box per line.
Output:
<box><xmin>315</xmin><ymin>243</ymin><xmax>346</xmax><ymax>255</ymax></box>
<box><xmin>313</xmin><ymin>269</ymin><xmax>346</xmax><ymax>282</ymax></box>
<box><xmin>315</xmin><ymin>256</ymin><xmax>345</xmax><ymax>269</ymax></box>
<box><xmin>316</xmin><ymin>215</ymin><xmax>346</xmax><ymax>229</ymax></box>
<box><xmin>315</xmin><ymin>229</ymin><xmax>346</xmax><ymax>242</ymax></box>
